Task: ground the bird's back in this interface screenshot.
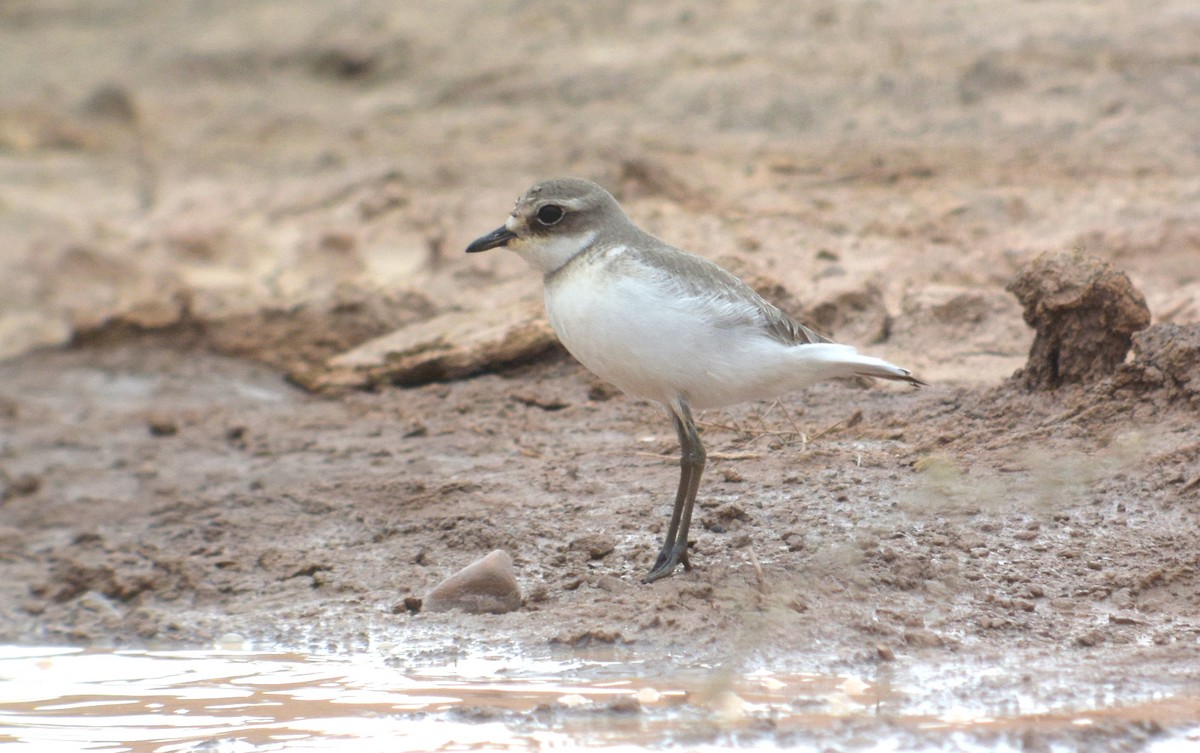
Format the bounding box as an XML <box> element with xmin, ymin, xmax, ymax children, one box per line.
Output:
<box><xmin>545</xmin><ymin>234</ymin><xmax>893</xmax><ymax>409</ymax></box>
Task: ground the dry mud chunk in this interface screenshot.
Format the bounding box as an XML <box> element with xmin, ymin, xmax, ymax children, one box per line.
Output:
<box><xmin>1113</xmin><ymin>323</ymin><xmax>1200</xmax><ymax>407</ymax></box>
<box><xmin>568</xmin><ymin>534</ymin><xmax>615</xmax><ymax>560</ymax></box>
<box><xmin>423</xmin><ymin>550</ymin><xmax>522</xmax><ymax>614</ymax></box>
<box><xmin>1007</xmin><ymin>252</ymin><xmax>1150</xmax><ymax>390</ymax></box>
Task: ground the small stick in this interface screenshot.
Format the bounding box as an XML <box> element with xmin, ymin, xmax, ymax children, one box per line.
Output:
<box><xmin>748</xmin><ymin>549</ymin><xmax>767</xmax><ymax>594</ymax></box>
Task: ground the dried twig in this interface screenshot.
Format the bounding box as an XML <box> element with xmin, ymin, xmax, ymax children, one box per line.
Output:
<box><xmin>748</xmin><ymin>549</ymin><xmax>767</xmax><ymax>594</ymax></box>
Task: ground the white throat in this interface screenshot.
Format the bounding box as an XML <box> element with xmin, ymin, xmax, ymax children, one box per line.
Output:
<box><xmin>511</xmin><ymin>224</ymin><xmax>597</xmax><ymax>275</ymax></box>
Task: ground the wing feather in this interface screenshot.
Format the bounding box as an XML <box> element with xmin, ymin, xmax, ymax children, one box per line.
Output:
<box><xmin>627</xmin><ymin>241</ymin><xmax>833</xmax><ymax>346</ymax></box>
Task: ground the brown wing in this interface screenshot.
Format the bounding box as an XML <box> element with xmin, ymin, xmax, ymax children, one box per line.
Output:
<box><xmin>631</xmin><ymin>240</ymin><xmax>833</xmax><ymax>346</ymax></box>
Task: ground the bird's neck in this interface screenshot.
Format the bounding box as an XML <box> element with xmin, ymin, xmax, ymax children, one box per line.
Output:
<box><xmin>516</xmin><ymin>229</ymin><xmax>598</xmax><ymax>276</ymax></box>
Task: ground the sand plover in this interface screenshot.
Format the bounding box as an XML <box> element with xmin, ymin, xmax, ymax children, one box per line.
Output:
<box><xmin>466</xmin><ymin>177</ymin><xmax>922</xmax><ymax>583</ymax></box>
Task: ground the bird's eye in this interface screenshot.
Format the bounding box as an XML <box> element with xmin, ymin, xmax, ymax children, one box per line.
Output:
<box><xmin>536</xmin><ymin>204</ymin><xmax>564</xmax><ymax>225</ymax></box>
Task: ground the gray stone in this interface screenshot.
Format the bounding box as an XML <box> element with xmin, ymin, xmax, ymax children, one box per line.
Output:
<box><xmin>423</xmin><ymin>550</ymin><xmax>522</xmax><ymax>614</ymax></box>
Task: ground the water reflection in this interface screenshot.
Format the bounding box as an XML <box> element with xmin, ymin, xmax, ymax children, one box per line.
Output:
<box><xmin>0</xmin><ymin>646</ymin><xmax>1196</xmax><ymax>752</ymax></box>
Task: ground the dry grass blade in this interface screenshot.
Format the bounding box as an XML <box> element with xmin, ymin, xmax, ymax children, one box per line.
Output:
<box><xmin>697</xmin><ymin>401</ymin><xmax>811</xmax><ymax>451</ymax></box>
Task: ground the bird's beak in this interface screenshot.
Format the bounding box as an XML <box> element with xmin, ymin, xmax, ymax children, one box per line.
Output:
<box><xmin>465</xmin><ymin>226</ymin><xmax>517</xmax><ymax>254</ymax></box>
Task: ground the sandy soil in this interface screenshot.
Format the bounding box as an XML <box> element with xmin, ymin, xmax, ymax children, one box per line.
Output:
<box><xmin>2</xmin><ymin>0</ymin><xmax>1200</xmax><ymax>747</ymax></box>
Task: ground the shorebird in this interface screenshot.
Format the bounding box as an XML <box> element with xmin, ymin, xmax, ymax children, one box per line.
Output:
<box><xmin>466</xmin><ymin>177</ymin><xmax>922</xmax><ymax>582</ymax></box>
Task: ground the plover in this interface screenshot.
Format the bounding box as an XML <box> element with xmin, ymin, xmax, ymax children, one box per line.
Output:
<box><xmin>466</xmin><ymin>177</ymin><xmax>922</xmax><ymax>583</ymax></box>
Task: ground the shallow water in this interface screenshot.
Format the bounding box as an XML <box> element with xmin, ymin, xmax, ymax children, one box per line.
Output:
<box><xmin>1</xmin><ymin>645</ymin><xmax>1198</xmax><ymax>752</ymax></box>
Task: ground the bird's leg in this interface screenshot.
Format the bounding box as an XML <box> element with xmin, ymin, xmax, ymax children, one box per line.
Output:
<box><xmin>644</xmin><ymin>400</ymin><xmax>706</xmax><ymax>583</ymax></box>
<box><xmin>646</xmin><ymin>409</ymin><xmax>692</xmax><ymax>578</ymax></box>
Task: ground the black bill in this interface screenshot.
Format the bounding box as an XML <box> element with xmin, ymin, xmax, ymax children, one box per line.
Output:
<box><xmin>465</xmin><ymin>226</ymin><xmax>517</xmax><ymax>253</ymax></box>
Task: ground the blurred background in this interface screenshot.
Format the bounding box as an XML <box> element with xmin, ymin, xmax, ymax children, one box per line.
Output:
<box><xmin>2</xmin><ymin>0</ymin><xmax>1198</xmax><ymax>380</ymax></box>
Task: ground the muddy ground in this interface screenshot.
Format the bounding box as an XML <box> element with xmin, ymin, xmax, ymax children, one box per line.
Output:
<box><xmin>2</xmin><ymin>0</ymin><xmax>1200</xmax><ymax>747</ymax></box>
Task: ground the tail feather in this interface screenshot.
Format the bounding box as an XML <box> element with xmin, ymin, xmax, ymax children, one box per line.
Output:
<box><xmin>802</xmin><ymin>344</ymin><xmax>925</xmax><ymax>387</ymax></box>
<box><xmin>852</xmin><ymin>361</ymin><xmax>926</xmax><ymax>387</ymax></box>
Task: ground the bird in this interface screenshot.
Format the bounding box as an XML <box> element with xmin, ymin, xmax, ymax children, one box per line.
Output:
<box><xmin>465</xmin><ymin>177</ymin><xmax>923</xmax><ymax>583</ymax></box>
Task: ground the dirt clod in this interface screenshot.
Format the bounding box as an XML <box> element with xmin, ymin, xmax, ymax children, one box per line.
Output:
<box><xmin>1007</xmin><ymin>251</ymin><xmax>1150</xmax><ymax>390</ymax></box>
<box><xmin>549</xmin><ymin>628</ymin><xmax>624</xmax><ymax>647</ymax></box>
<box><xmin>702</xmin><ymin>503</ymin><xmax>752</xmax><ymax>533</ymax></box>
<box><xmin>1112</xmin><ymin>323</ymin><xmax>1200</xmax><ymax>408</ymax></box>
<box><xmin>395</xmin><ymin>596</ymin><xmax>422</xmax><ymax>614</ymax></box>
<box><xmin>606</xmin><ymin>696</ymin><xmax>642</xmax><ymax>714</ymax></box>
<box><xmin>568</xmin><ymin>534</ymin><xmax>616</xmax><ymax>560</ymax></box>
<box><xmin>147</xmin><ymin>416</ymin><xmax>178</xmax><ymax>436</ymax></box>
<box><xmin>1</xmin><ymin>473</ymin><xmax>41</xmax><ymax>500</ymax></box>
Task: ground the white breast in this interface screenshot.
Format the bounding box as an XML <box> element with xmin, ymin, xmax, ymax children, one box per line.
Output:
<box><xmin>543</xmin><ymin>246</ymin><xmax>898</xmax><ymax>410</ymax></box>
<box><xmin>544</xmin><ymin>252</ymin><xmax>779</xmax><ymax>409</ymax></box>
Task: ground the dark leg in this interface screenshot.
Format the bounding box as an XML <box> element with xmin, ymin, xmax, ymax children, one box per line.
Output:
<box><xmin>644</xmin><ymin>399</ymin><xmax>706</xmax><ymax>583</ymax></box>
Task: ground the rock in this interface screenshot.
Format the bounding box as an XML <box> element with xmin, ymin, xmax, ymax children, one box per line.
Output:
<box><xmin>294</xmin><ymin>297</ymin><xmax>559</xmax><ymax>392</ymax></box>
<box><xmin>423</xmin><ymin>550</ymin><xmax>522</xmax><ymax>614</ymax></box>
<box><xmin>1006</xmin><ymin>251</ymin><xmax>1150</xmax><ymax>390</ymax></box>
<box><xmin>215</xmin><ymin>632</ymin><xmax>248</xmax><ymax>650</ymax></box>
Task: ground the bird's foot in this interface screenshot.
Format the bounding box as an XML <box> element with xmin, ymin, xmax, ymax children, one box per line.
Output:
<box><xmin>643</xmin><ymin>541</ymin><xmax>691</xmax><ymax>583</ymax></box>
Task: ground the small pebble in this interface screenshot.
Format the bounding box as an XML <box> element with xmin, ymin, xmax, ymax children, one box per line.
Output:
<box><xmin>215</xmin><ymin>632</ymin><xmax>247</xmax><ymax>651</ymax></box>
<box><xmin>710</xmin><ymin>690</ymin><xmax>746</xmax><ymax>722</ymax></box>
